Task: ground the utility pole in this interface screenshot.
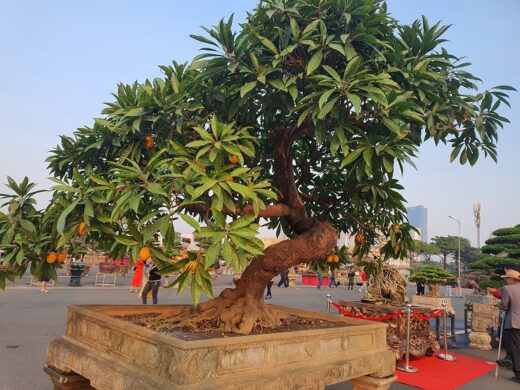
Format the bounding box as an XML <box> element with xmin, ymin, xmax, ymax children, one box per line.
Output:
<box><xmin>473</xmin><ymin>203</ymin><xmax>481</xmax><ymax>249</ymax></box>
<box><xmin>449</xmin><ymin>216</ymin><xmax>462</xmax><ymax>298</ymax></box>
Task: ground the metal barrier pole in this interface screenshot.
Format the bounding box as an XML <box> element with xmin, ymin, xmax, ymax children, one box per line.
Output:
<box><xmin>397</xmin><ymin>304</ymin><xmax>419</xmax><ymax>373</ymax></box>
<box><xmin>436</xmin><ymin>301</ymin><xmax>456</xmax><ymax>361</ymax></box>
<box><xmin>326</xmin><ymin>294</ymin><xmax>331</xmax><ymax>313</ymax></box>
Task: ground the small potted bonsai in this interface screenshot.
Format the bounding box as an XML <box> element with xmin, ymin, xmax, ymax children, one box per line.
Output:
<box><xmin>409</xmin><ymin>264</ymin><xmax>457</xmax><ymax>298</ymax></box>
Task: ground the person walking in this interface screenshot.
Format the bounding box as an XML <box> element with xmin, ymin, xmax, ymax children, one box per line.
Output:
<box><xmin>416</xmin><ymin>281</ymin><xmax>425</xmax><ymax>296</ymax></box>
<box><xmin>499</xmin><ymin>269</ymin><xmax>520</xmax><ymax>381</ymax></box>
<box><xmin>141</xmin><ymin>260</ymin><xmax>161</xmax><ymax>304</ymax></box>
<box><xmin>278</xmin><ymin>270</ymin><xmax>289</xmax><ymax>287</ymax></box>
<box><xmin>39</xmin><ymin>273</ymin><xmax>50</xmax><ymax>294</ymax></box>
<box><xmin>329</xmin><ymin>270</ymin><xmax>337</xmax><ymax>288</ymax></box>
<box><xmin>358</xmin><ymin>271</ymin><xmax>368</xmax><ymax>293</ymax></box>
<box><xmin>130</xmin><ymin>258</ymin><xmax>145</xmax><ymax>293</ymax></box>
<box><xmin>265</xmin><ymin>277</ymin><xmax>274</xmax><ymax>299</ymax></box>
<box><xmin>317</xmin><ymin>271</ymin><xmax>323</xmax><ymax>289</ymax></box>
<box><xmin>347</xmin><ymin>269</ymin><xmax>355</xmax><ymax>290</ymax></box>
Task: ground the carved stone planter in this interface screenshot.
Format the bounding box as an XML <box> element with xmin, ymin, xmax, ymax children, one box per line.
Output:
<box><xmin>45</xmin><ymin>305</ymin><xmax>396</xmax><ymax>390</ymax></box>
<box><xmin>469</xmin><ymin>302</ymin><xmax>499</xmax><ymax>350</ymax></box>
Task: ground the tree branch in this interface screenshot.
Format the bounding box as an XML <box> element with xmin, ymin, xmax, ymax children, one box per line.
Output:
<box><xmin>182</xmin><ymin>202</ymin><xmax>291</xmax><ymax>219</ymax></box>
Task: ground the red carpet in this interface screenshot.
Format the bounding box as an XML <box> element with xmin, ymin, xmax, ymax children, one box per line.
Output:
<box><xmin>395</xmin><ymin>353</ymin><xmax>495</xmax><ymax>390</ymax></box>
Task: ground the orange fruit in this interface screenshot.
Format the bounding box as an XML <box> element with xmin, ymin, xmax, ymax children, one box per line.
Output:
<box><xmin>77</xmin><ymin>222</ymin><xmax>86</xmax><ymax>236</ymax></box>
<box><xmin>139</xmin><ymin>246</ymin><xmax>151</xmax><ymax>260</ymax></box>
<box><xmin>333</xmin><ymin>255</ymin><xmax>339</xmax><ymax>263</ymax></box>
<box><xmin>392</xmin><ymin>224</ymin><xmax>400</xmax><ymax>235</ymax></box>
<box><xmin>46</xmin><ymin>252</ymin><xmax>57</xmax><ymax>264</ymax></box>
<box><xmin>57</xmin><ymin>252</ymin><xmax>67</xmax><ymax>263</ymax></box>
<box><xmin>326</xmin><ymin>255</ymin><xmax>333</xmax><ymax>263</ymax></box>
<box><xmin>225</xmin><ymin>177</ymin><xmax>234</xmax><ymax>183</ymax></box>
<box><xmin>354</xmin><ymin>233</ymin><xmax>365</xmax><ymax>245</ymax></box>
<box><xmin>230</xmin><ymin>155</ymin><xmax>239</xmax><ymax>165</ymax></box>
<box><xmin>144</xmin><ymin>135</ymin><xmax>155</xmax><ymax>150</ymax></box>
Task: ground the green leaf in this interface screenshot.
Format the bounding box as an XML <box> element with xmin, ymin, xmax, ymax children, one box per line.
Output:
<box><xmin>259</xmin><ymin>36</ymin><xmax>278</xmax><ymax>54</ymax></box>
<box><xmin>318</xmin><ymin>97</ymin><xmax>338</xmax><ymax>119</ymax></box>
<box><xmin>346</xmin><ymin>93</ymin><xmax>361</xmax><ymax>113</ymax></box>
<box><xmin>146</xmin><ymin>183</ymin><xmax>168</xmax><ymax>197</ymax></box>
<box><xmin>191</xmin><ymin>279</ymin><xmax>202</xmax><ymax>306</ymax></box>
<box><xmin>268</xmin><ymin>79</ymin><xmax>287</xmax><ymax>92</ymax></box>
<box><xmin>56</xmin><ymin>199</ymin><xmax>80</xmax><ymax>235</ymax></box>
<box><xmin>19</xmin><ymin>219</ymin><xmax>36</xmax><ymax>233</ymax></box>
<box><xmin>222</xmin><ymin>240</ymin><xmax>233</xmax><ymax>267</ymax></box>
<box><xmin>180</xmin><ymin>214</ymin><xmax>200</xmax><ymax>231</ymax></box>
<box><xmin>306</xmin><ymin>51</ymin><xmax>323</xmax><ymax>76</ymax></box>
<box><xmin>319</xmin><ymin>89</ymin><xmax>336</xmax><ymax>109</ymax></box>
<box><xmin>204</xmin><ymin>241</ymin><xmax>221</xmax><ymax>269</ymax></box>
<box><xmin>192</xmin><ymin>179</ymin><xmax>217</xmax><ymax>200</ymax></box>
<box><xmin>340</xmin><ymin>148</ymin><xmax>364</xmax><ymax>168</ymax></box>
<box><xmin>114</xmin><ymin>236</ymin><xmax>140</xmax><ymax>246</ymax></box>
<box><xmin>240</xmin><ymin>81</ymin><xmax>257</xmax><ymax>98</ymax></box>
<box><xmin>322</xmin><ymin>65</ymin><xmax>341</xmax><ymax>82</ymax></box>
<box><xmin>289</xmin><ymin>17</ymin><xmax>300</xmax><ymax>39</ymax></box>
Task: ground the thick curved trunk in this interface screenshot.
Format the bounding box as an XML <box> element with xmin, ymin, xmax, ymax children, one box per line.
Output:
<box><xmin>231</xmin><ymin>220</ymin><xmax>338</xmax><ymax>300</ymax></box>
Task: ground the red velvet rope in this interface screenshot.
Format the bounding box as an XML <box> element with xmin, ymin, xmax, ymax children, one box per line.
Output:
<box><xmin>411</xmin><ymin>309</ymin><xmax>444</xmax><ymax>320</ymax></box>
<box><xmin>331</xmin><ymin>301</ymin><xmax>403</xmax><ymax>321</ymax></box>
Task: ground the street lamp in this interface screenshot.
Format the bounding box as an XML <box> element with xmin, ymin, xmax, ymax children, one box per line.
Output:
<box><xmin>448</xmin><ymin>216</ymin><xmax>462</xmax><ymax>298</ymax></box>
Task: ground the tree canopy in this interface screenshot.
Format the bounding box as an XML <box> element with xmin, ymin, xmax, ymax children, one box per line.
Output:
<box><xmin>0</xmin><ymin>0</ymin><xmax>514</xmax><ymax>322</ymax></box>
<box><xmin>469</xmin><ymin>224</ymin><xmax>520</xmax><ymax>275</ymax></box>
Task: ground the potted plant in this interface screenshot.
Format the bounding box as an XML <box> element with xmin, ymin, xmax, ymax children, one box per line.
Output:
<box><xmin>409</xmin><ymin>264</ymin><xmax>457</xmax><ymax>298</ymax></box>
<box><xmin>0</xmin><ymin>0</ymin><xmax>514</xmax><ymax>388</ymax></box>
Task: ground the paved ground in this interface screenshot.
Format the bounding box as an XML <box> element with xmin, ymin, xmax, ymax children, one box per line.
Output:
<box><xmin>0</xmin><ymin>272</ymin><xmax>518</xmax><ymax>389</ymax></box>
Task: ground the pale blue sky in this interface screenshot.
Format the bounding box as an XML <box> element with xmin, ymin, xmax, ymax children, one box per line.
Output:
<box><xmin>0</xmin><ymin>1</ymin><xmax>518</xmax><ymax>246</ymax></box>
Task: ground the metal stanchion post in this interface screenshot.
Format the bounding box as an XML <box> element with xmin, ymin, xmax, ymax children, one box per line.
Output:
<box><xmin>326</xmin><ymin>294</ymin><xmax>331</xmax><ymax>313</ymax></box>
<box><xmin>397</xmin><ymin>304</ymin><xmax>419</xmax><ymax>373</ymax></box>
<box><xmin>436</xmin><ymin>301</ymin><xmax>456</xmax><ymax>361</ymax></box>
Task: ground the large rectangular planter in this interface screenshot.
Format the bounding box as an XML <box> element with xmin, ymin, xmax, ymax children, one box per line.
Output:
<box><xmin>46</xmin><ymin>304</ymin><xmax>396</xmax><ymax>390</ymax></box>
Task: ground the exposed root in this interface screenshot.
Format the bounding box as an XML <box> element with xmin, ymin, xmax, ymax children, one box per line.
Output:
<box><xmin>363</xmin><ymin>265</ymin><xmax>408</xmax><ymax>305</ymax></box>
<box><xmin>152</xmin><ymin>294</ymin><xmax>286</xmax><ymax>335</ymax></box>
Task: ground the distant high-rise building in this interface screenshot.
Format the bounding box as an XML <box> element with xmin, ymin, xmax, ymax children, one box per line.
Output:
<box><xmin>407</xmin><ymin>206</ymin><xmax>428</xmax><ymax>242</ymax></box>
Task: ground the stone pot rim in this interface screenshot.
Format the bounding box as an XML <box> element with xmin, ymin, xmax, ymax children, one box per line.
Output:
<box><xmin>67</xmin><ymin>304</ymin><xmax>387</xmax><ymax>349</ymax></box>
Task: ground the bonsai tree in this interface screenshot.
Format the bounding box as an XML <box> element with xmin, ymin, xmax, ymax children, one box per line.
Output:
<box><xmin>468</xmin><ymin>224</ymin><xmax>520</xmax><ymax>284</ymax></box>
<box><xmin>0</xmin><ymin>0</ymin><xmax>514</xmax><ymax>334</ymax></box>
<box><xmin>409</xmin><ymin>264</ymin><xmax>457</xmax><ymax>297</ymax></box>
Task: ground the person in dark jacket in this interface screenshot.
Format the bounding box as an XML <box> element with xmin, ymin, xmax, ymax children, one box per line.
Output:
<box><xmin>142</xmin><ymin>260</ymin><xmax>162</xmax><ymax>304</ymax></box>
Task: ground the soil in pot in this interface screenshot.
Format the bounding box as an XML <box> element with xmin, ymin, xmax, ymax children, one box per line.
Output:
<box><xmin>115</xmin><ymin>312</ymin><xmax>350</xmax><ymax>341</ymax></box>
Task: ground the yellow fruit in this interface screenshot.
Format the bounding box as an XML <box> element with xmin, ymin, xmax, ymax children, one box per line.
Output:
<box><xmin>354</xmin><ymin>233</ymin><xmax>365</xmax><ymax>245</ymax></box>
<box><xmin>139</xmin><ymin>247</ymin><xmax>151</xmax><ymax>260</ymax></box>
<box><xmin>144</xmin><ymin>135</ymin><xmax>155</xmax><ymax>150</ymax></box>
<box><xmin>77</xmin><ymin>222</ymin><xmax>86</xmax><ymax>236</ymax></box>
<box><xmin>230</xmin><ymin>155</ymin><xmax>239</xmax><ymax>165</ymax></box>
<box><xmin>46</xmin><ymin>252</ymin><xmax>57</xmax><ymax>264</ymax></box>
<box><xmin>57</xmin><ymin>252</ymin><xmax>67</xmax><ymax>263</ymax></box>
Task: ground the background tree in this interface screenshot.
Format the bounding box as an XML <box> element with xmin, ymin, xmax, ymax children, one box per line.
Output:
<box><xmin>412</xmin><ymin>240</ymin><xmax>441</xmax><ymax>263</ymax></box>
<box><xmin>409</xmin><ymin>264</ymin><xmax>456</xmax><ymax>297</ymax></box>
<box><xmin>431</xmin><ymin>235</ymin><xmax>471</xmax><ymax>269</ymax></box>
<box><xmin>0</xmin><ymin>0</ymin><xmax>514</xmax><ymax>334</ymax></box>
<box><xmin>469</xmin><ymin>224</ymin><xmax>520</xmax><ymax>275</ymax></box>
